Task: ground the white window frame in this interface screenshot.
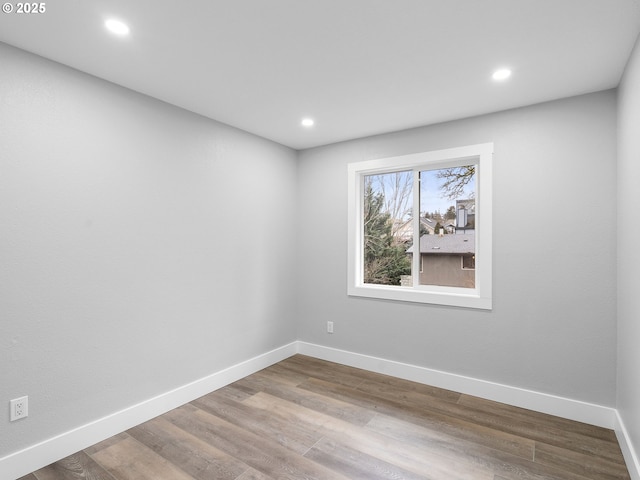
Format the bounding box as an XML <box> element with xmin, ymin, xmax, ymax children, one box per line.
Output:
<box><xmin>347</xmin><ymin>143</ymin><xmax>493</xmax><ymax>310</ymax></box>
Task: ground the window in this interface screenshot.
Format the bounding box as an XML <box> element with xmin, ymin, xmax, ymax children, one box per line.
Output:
<box><xmin>462</xmin><ymin>255</ymin><xmax>476</xmax><ymax>270</ymax></box>
<box><xmin>348</xmin><ymin>143</ymin><xmax>492</xmax><ymax>309</ymax></box>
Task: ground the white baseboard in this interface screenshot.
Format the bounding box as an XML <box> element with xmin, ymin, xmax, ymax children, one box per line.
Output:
<box><xmin>297</xmin><ymin>342</ymin><xmax>617</xmax><ymax>429</ymax></box>
<box><xmin>0</xmin><ymin>342</ymin><xmax>297</xmax><ymax>480</ymax></box>
<box><xmin>615</xmin><ymin>410</ymin><xmax>640</xmax><ymax>480</ymax></box>
<box><xmin>3</xmin><ymin>340</ymin><xmax>636</xmax><ymax>480</ymax></box>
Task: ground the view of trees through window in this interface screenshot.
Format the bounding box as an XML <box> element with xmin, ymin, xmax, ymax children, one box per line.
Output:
<box><xmin>363</xmin><ymin>165</ymin><xmax>476</xmax><ymax>288</ymax></box>
<box><xmin>363</xmin><ymin>171</ymin><xmax>413</xmax><ymax>285</ymax></box>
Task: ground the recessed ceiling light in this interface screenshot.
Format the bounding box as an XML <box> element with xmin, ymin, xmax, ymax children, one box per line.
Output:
<box><xmin>301</xmin><ymin>118</ymin><xmax>315</xmax><ymax>127</ymax></box>
<box><xmin>105</xmin><ymin>19</ymin><xmax>130</xmax><ymax>36</ymax></box>
<box><xmin>492</xmin><ymin>68</ymin><xmax>512</xmax><ymax>81</ymax></box>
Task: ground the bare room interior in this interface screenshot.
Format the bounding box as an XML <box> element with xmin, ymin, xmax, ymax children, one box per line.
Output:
<box><xmin>2</xmin><ymin>1</ymin><xmax>640</xmax><ymax>479</ymax></box>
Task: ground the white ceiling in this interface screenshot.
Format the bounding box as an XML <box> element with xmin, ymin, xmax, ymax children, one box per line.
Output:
<box><xmin>1</xmin><ymin>0</ymin><xmax>639</xmax><ymax>150</ymax></box>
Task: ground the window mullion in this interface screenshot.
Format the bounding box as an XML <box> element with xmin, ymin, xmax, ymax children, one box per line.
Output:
<box><xmin>412</xmin><ymin>169</ymin><xmax>421</xmax><ymax>288</ymax></box>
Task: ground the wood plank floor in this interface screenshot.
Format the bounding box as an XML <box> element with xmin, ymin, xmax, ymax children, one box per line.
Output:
<box><xmin>21</xmin><ymin>355</ymin><xmax>630</xmax><ymax>480</ymax></box>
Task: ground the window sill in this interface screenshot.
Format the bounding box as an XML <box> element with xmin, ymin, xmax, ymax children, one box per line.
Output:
<box><xmin>348</xmin><ymin>283</ymin><xmax>492</xmax><ymax>310</ymax></box>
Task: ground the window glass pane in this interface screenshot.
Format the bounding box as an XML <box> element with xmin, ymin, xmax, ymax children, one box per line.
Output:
<box><xmin>418</xmin><ymin>166</ymin><xmax>476</xmax><ymax>288</ymax></box>
<box><xmin>363</xmin><ymin>171</ymin><xmax>413</xmax><ymax>286</ymax></box>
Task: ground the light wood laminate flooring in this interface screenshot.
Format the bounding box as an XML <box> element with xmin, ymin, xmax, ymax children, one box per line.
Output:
<box><xmin>21</xmin><ymin>355</ymin><xmax>630</xmax><ymax>480</ymax></box>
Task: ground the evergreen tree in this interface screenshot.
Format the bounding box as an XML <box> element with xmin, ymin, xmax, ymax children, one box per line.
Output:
<box><xmin>363</xmin><ymin>183</ymin><xmax>411</xmax><ymax>285</ymax></box>
<box><xmin>444</xmin><ymin>205</ymin><xmax>456</xmax><ymax>220</ymax></box>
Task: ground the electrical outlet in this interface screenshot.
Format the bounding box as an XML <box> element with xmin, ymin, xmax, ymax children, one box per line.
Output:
<box><xmin>327</xmin><ymin>321</ymin><xmax>334</xmax><ymax>334</ymax></box>
<box><xmin>10</xmin><ymin>396</ymin><xmax>28</xmax><ymax>421</ymax></box>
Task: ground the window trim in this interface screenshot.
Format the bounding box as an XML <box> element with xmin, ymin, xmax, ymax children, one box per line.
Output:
<box><xmin>347</xmin><ymin>143</ymin><xmax>493</xmax><ymax>310</ymax></box>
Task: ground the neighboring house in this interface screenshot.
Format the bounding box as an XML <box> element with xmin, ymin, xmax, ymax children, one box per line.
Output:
<box><xmin>406</xmin><ymin>231</ymin><xmax>475</xmax><ymax>288</ymax></box>
<box><xmin>395</xmin><ymin>199</ymin><xmax>475</xmax><ymax>241</ymax></box>
<box><xmin>393</xmin><ymin>216</ymin><xmax>439</xmax><ymax>241</ymax></box>
<box><xmin>445</xmin><ymin>221</ymin><xmax>456</xmax><ymax>234</ymax></box>
<box><xmin>455</xmin><ymin>199</ymin><xmax>475</xmax><ymax>232</ymax></box>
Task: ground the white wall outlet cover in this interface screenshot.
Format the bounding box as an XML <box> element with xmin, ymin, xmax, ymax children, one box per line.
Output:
<box><xmin>10</xmin><ymin>396</ymin><xmax>28</xmax><ymax>421</ymax></box>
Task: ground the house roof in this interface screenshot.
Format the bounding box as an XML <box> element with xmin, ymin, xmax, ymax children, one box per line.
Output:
<box><xmin>394</xmin><ymin>216</ymin><xmax>441</xmax><ymax>232</ymax></box>
<box><xmin>421</xmin><ymin>217</ymin><xmax>438</xmax><ymax>229</ymax></box>
<box><xmin>393</xmin><ymin>216</ymin><xmax>441</xmax><ymax>241</ymax></box>
<box><xmin>456</xmin><ymin>199</ymin><xmax>476</xmax><ymax>211</ymax></box>
<box><xmin>406</xmin><ymin>232</ymin><xmax>475</xmax><ymax>255</ymax></box>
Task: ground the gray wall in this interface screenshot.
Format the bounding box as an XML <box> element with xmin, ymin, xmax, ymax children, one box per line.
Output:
<box><xmin>296</xmin><ymin>90</ymin><xmax>618</xmax><ymax>407</ymax></box>
<box><xmin>1</xmin><ymin>37</ymin><xmax>628</xmax><ymax>464</ymax></box>
<box><xmin>618</xmin><ymin>32</ymin><xmax>640</xmax><ymax>462</ymax></box>
<box><xmin>0</xmin><ymin>42</ymin><xmax>298</xmax><ymax>457</ymax></box>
